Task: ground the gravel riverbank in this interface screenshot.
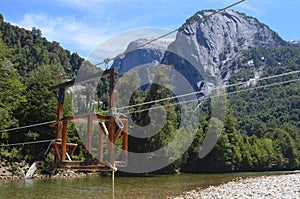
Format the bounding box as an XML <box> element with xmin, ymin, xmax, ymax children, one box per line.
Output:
<box><xmin>171</xmin><ymin>173</ymin><xmax>300</xmax><ymax>199</ymax></box>
<box><xmin>0</xmin><ymin>159</ymin><xmax>101</xmax><ymax>180</ymax></box>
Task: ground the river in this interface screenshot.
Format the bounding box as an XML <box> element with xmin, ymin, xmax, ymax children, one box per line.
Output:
<box><xmin>0</xmin><ymin>172</ymin><xmax>288</xmax><ymax>199</ymax></box>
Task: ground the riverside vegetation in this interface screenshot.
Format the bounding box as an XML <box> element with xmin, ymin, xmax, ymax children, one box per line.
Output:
<box><xmin>0</xmin><ymin>11</ymin><xmax>299</xmax><ymax>178</ymax></box>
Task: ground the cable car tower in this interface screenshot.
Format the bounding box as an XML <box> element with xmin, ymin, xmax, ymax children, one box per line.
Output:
<box><xmin>49</xmin><ymin>68</ymin><xmax>128</xmax><ymax>172</ymax></box>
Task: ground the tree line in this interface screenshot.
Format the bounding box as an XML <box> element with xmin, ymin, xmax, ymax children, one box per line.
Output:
<box><xmin>0</xmin><ymin>13</ymin><xmax>299</xmax><ymax>174</ymax></box>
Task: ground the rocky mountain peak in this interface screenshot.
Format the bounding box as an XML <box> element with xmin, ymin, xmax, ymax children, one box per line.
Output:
<box><xmin>126</xmin><ymin>38</ymin><xmax>174</xmax><ymax>52</ymax></box>
<box><xmin>166</xmin><ymin>10</ymin><xmax>285</xmax><ymax>82</ymax></box>
<box><xmin>289</xmin><ymin>40</ymin><xmax>300</xmax><ymax>46</ymax></box>
<box><xmin>112</xmin><ymin>38</ymin><xmax>174</xmax><ymax>73</ymax></box>
<box><xmin>113</xmin><ymin>9</ymin><xmax>287</xmax><ymax>89</ymax></box>
<box><xmin>186</xmin><ymin>9</ymin><xmax>284</xmax><ymax>48</ymax></box>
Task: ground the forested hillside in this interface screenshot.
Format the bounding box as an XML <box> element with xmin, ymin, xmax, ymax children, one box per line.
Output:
<box><xmin>183</xmin><ymin>45</ymin><xmax>300</xmax><ymax>173</ymax></box>
<box><xmin>0</xmin><ymin>14</ymin><xmax>83</xmax><ymax>164</ymax></box>
<box><xmin>122</xmin><ymin>45</ymin><xmax>300</xmax><ymax>173</ymax></box>
<box><xmin>0</xmin><ymin>14</ymin><xmax>83</xmax><ymax>77</ymax></box>
<box><xmin>0</xmin><ymin>12</ymin><xmax>299</xmax><ymax>174</ymax></box>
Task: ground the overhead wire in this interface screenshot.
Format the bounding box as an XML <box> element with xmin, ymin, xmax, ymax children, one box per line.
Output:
<box><xmin>0</xmin><ymin>70</ymin><xmax>298</xmax><ymax>134</ymax></box>
<box><xmin>120</xmin><ymin>77</ymin><xmax>300</xmax><ymax>115</ymax></box>
<box><xmin>0</xmin><ymin>121</ymin><xmax>55</xmax><ymax>133</ymax></box>
<box><xmin>2</xmin><ymin>0</ymin><xmax>294</xmax><ymax>152</ymax></box>
<box><xmin>1</xmin><ymin>73</ymin><xmax>298</xmax><ymax>137</ymax></box>
<box><xmin>116</xmin><ymin>70</ymin><xmax>300</xmax><ymax>112</ymax></box>
<box><xmin>3</xmin><ymin>0</ymin><xmax>296</xmax><ymax>145</ymax></box>
<box><xmin>1</xmin><ymin>139</ymin><xmax>54</xmax><ymax>147</ymax></box>
<box><xmin>94</xmin><ymin>0</ymin><xmax>246</xmax><ymax>67</ymax></box>
<box><xmin>1</xmin><ymin>70</ymin><xmax>297</xmax><ymax>145</ymax></box>
<box><xmin>225</xmin><ymin>78</ymin><xmax>300</xmax><ymax>96</ymax></box>
<box><xmin>223</xmin><ymin>69</ymin><xmax>300</xmax><ymax>88</ymax></box>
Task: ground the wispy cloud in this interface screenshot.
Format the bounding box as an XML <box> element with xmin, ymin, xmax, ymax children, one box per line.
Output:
<box><xmin>15</xmin><ymin>13</ymin><xmax>110</xmax><ymax>56</ymax></box>
<box><xmin>53</xmin><ymin>0</ymin><xmax>132</xmax><ymax>13</ymax></box>
<box><xmin>9</xmin><ymin>0</ymin><xmax>261</xmax><ymax>57</ymax></box>
<box><xmin>88</xmin><ymin>27</ymin><xmax>176</xmax><ymax>65</ymax></box>
<box><xmin>13</xmin><ymin>0</ymin><xmax>184</xmax><ymax>57</ymax></box>
<box><xmin>239</xmin><ymin>3</ymin><xmax>261</xmax><ymax>15</ymax></box>
<box><xmin>238</xmin><ymin>0</ymin><xmax>274</xmax><ymax>16</ymax></box>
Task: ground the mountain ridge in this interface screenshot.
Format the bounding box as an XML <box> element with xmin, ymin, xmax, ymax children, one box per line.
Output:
<box><xmin>0</xmin><ymin>10</ymin><xmax>300</xmax><ymax>175</ymax></box>
<box><xmin>112</xmin><ymin>9</ymin><xmax>288</xmax><ymax>91</ymax></box>
<box><xmin>0</xmin><ymin>13</ymin><xmax>83</xmax><ymax>77</ymax></box>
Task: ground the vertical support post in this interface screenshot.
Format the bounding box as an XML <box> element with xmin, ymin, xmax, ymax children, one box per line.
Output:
<box><xmin>108</xmin><ymin>116</ymin><xmax>115</xmax><ymax>164</ymax></box>
<box><xmin>122</xmin><ymin>119</ymin><xmax>128</xmax><ymax>162</ymax></box>
<box><xmin>86</xmin><ymin>113</ymin><xmax>93</xmax><ymax>163</ymax></box>
<box><xmin>55</xmin><ymin>87</ymin><xmax>65</xmax><ymax>140</ymax></box>
<box><xmin>98</xmin><ymin>122</ymin><xmax>104</xmax><ymax>162</ymax></box>
<box><xmin>61</xmin><ymin>120</ymin><xmax>68</xmax><ymax>161</ymax></box>
<box><xmin>108</xmin><ymin>68</ymin><xmax>118</xmax><ymax>164</ymax></box>
<box><xmin>55</xmin><ymin>87</ymin><xmax>65</xmax><ymax>163</ymax></box>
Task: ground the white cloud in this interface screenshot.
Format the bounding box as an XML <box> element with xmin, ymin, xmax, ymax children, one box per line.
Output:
<box><xmin>15</xmin><ymin>13</ymin><xmax>110</xmax><ymax>57</ymax></box>
<box><xmin>87</xmin><ymin>27</ymin><xmax>176</xmax><ymax>65</ymax></box>
<box><xmin>12</xmin><ymin>0</ymin><xmax>183</xmax><ymax>58</ymax></box>
<box><xmin>239</xmin><ymin>3</ymin><xmax>261</xmax><ymax>15</ymax></box>
<box><xmin>53</xmin><ymin>0</ymin><xmax>125</xmax><ymax>13</ymax></box>
<box><xmin>12</xmin><ymin>0</ymin><xmax>175</xmax><ymax>57</ymax></box>
<box><xmin>14</xmin><ymin>12</ymin><xmax>176</xmax><ymax>63</ymax></box>
<box><xmin>10</xmin><ymin>0</ymin><xmax>259</xmax><ymax>58</ymax></box>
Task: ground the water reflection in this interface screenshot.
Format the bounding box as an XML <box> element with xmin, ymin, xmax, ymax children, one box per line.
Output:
<box><xmin>24</xmin><ymin>179</ymin><xmax>35</xmax><ymax>187</ymax></box>
<box><xmin>0</xmin><ymin>172</ymin><xmax>291</xmax><ymax>199</ymax></box>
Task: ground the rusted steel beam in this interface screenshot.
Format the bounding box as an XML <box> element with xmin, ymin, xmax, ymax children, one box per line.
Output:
<box><xmin>53</xmin><ymin>143</ymin><xmax>61</xmax><ymax>162</ymax></box>
<box><xmin>61</xmin><ymin>120</ymin><xmax>68</xmax><ymax>161</ymax></box>
<box><xmin>108</xmin><ymin>117</ymin><xmax>115</xmax><ymax>164</ymax></box>
<box><xmin>55</xmin><ymin>87</ymin><xmax>65</xmax><ymax>140</ymax></box>
<box><xmin>86</xmin><ymin>114</ymin><xmax>93</xmax><ymax>162</ymax></box>
<box><xmin>52</xmin><ymin>114</ymin><xmax>110</xmax><ymax>123</ymax></box>
<box><xmin>51</xmin><ymin>68</ymin><xmax>125</xmax><ymax>170</ymax></box>
<box><xmin>49</xmin><ymin>79</ymin><xmax>75</xmax><ymax>91</ymax></box>
<box><xmin>114</xmin><ymin>128</ymin><xmax>123</xmax><ymax>143</ymax></box>
<box><xmin>98</xmin><ymin>124</ymin><xmax>104</xmax><ymax>162</ymax></box>
<box><xmin>69</xmin><ymin>143</ymin><xmax>78</xmax><ymax>157</ymax></box>
<box><xmin>65</xmin><ymin>114</ymin><xmax>90</xmax><ymax>121</ymax></box>
<box><xmin>94</xmin><ymin>114</ymin><xmax>110</xmax><ymax>121</ymax></box>
<box><xmin>49</xmin><ymin>68</ymin><xmax>117</xmax><ymax>91</ymax></box>
<box><xmin>122</xmin><ymin>119</ymin><xmax>128</xmax><ymax>161</ymax></box>
<box><xmin>55</xmin><ymin>121</ymin><xmax>62</xmax><ymax>140</ymax></box>
<box><xmin>108</xmin><ymin>68</ymin><xmax>118</xmax><ymax>164</ymax></box>
<box><xmin>58</xmin><ymin>160</ymin><xmax>113</xmax><ymax>171</ymax></box>
<box><xmin>114</xmin><ymin>119</ymin><xmax>127</xmax><ymax>143</ymax></box>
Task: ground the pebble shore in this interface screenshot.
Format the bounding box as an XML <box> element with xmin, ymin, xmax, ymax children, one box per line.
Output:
<box><xmin>0</xmin><ymin>159</ymin><xmax>101</xmax><ymax>180</ymax></box>
<box><xmin>172</xmin><ymin>173</ymin><xmax>300</xmax><ymax>199</ymax></box>
<box><xmin>0</xmin><ymin>159</ymin><xmax>29</xmax><ymax>180</ymax></box>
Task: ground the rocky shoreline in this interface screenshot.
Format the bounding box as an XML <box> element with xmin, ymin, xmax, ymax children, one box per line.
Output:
<box><xmin>0</xmin><ymin>159</ymin><xmax>102</xmax><ymax>180</ymax></box>
<box><xmin>0</xmin><ymin>159</ymin><xmax>30</xmax><ymax>180</ymax></box>
<box><xmin>171</xmin><ymin>173</ymin><xmax>300</xmax><ymax>199</ymax></box>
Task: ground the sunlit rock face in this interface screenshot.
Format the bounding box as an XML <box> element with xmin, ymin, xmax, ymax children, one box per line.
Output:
<box><xmin>113</xmin><ymin>10</ymin><xmax>285</xmax><ymax>90</ymax></box>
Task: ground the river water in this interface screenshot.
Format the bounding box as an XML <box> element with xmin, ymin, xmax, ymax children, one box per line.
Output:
<box><xmin>0</xmin><ymin>172</ymin><xmax>286</xmax><ymax>199</ymax></box>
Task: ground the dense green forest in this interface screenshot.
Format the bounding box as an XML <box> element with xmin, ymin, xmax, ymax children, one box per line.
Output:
<box><xmin>183</xmin><ymin>45</ymin><xmax>300</xmax><ymax>173</ymax></box>
<box><xmin>0</xmin><ymin>14</ymin><xmax>83</xmax><ymax>164</ymax></box>
<box><xmin>0</xmin><ymin>13</ymin><xmax>299</xmax><ymax>174</ymax></box>
<box><xmin>122</xmin><ymin>45</ymin><xmax>300</xmax><ymax>173</ymax></box>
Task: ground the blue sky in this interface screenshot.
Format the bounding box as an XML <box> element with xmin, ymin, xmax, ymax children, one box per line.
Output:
<box><xmin>0</xmin><ymin>0</ymin><xmax>299</xmax><ymax>58</ymax></box>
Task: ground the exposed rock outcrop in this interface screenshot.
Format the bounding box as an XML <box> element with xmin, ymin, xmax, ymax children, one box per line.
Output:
<box><xmin>0</xmin><ymin>159</ymin><xmax>29</xmax><ymax>180</ymax></box>
<box><xmin>112</xmin><ymin>10</ymin><xmax>286</xmax><ymax>90</ymax></box>
<box><xmin>289</xmin><ymin>40</ymin><xmax>300</xmax><ymax>46</ymax></box>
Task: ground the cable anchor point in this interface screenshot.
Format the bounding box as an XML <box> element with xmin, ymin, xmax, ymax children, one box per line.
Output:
<box><xmin>104</xmin><ymin>58</ymin><xmax>111</xmax><ymax>69</ymax></box>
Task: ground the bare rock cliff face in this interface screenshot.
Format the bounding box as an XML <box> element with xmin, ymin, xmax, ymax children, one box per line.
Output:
<box><xmin>289</xmin><ymin>40</ymin><xmax>300</xmax><ymax>46</ymax></box>
<box><xmin>113</xmin><ymin>10</ymin><xmax>286</xmax><ymax>89</ymax></box>
<box><xmin>112</xmin><ymin>38</ymin><xmax>173</xmax><ymax>74</ymax></box>
<box><xmin>165</xmin><ymin>10</ymin><xmax>285</xmax><ymax>84</ymax></box>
